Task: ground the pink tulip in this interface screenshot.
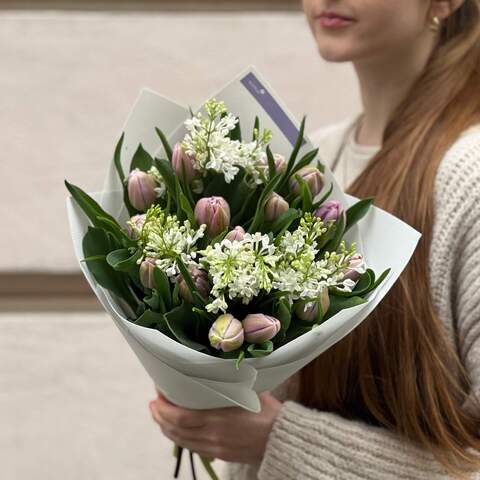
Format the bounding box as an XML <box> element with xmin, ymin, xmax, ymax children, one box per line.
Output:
<box><xmin>127</xmin><ymin>168</ymin><xmax>158</xmax><ymax>211</ymax></box>
<box><xmin>194</xmin><ymin>196</ymin><xmax>231</xmax><ymax>237</ymax></box>
<box><xmin>242</xmin><ymin>314</ymin><xmax>281</xmax><ymax>344</ymax></box>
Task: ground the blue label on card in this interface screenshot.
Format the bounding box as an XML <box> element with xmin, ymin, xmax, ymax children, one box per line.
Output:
<box><xmin>240</xmin><ymin>72</ymin><xmax>306</xmax><ymax>147</ymax></box>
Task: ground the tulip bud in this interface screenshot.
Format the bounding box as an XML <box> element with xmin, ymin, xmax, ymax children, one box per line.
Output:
<box><xmin>243</xmin><ymin>314</ymin><xmax>281</xmax><ymax>344</ymax></box>
<box><xmin>139</xmin><ymin>257</ymin><xmax>157</xmax><ymax>289</ymax></box>
<box><xmin>177</xmin><ymin>267</ymin><xmax>211</xmax><ymax>303</ymax></box>
<box><xmin>289</xmin><ymin>166</ymin><xmax>324</xmax><ymax>197</ymax></box>
<box><xmin>342</xmin><ymin>254</ymin><xmax>366</xmax><ymax>282</ymax></box>
<box><xmin>273</xmin><ymin>153</ymin><xmax>287</xmax><ymax>173</ymax></box>
<box><xmin>194</xmin><ymin>196</ymin><xmax>231</xmax><ymax>238</ymax></box>
<box><xmin>127</xmin><ymin>168</ymin><xmax>158</xmax><ymax>211</ymax></box>
<box><xmin>126</xmin><ymin>214</ymin><xmax>146</xmax><ymax>240</ymax></box>
<box><xmin>172</xmin><ymin>143</ymin><xmax>196</xmax><ymax>183</ymax></box>
<box><xmin>314</xmin><ymin>200</ymin><xmax>343</xmax><ymax>223</ymax></box>
<box><xmin>225</xmin><ymin>226</ymin><xmax>245</xmax><ymax>242</ymax></box>
<box><xmin>209</xmin><ymin>314</ymin><xmax>244</xmax><ymax>352</ymax></box>
<box><xmin>295</xmin><ymin>288</ymin><xmax>330</xmax><ymax>322</ymax></box>
<box><xmin>264</xmin><ymin>192</ymin><xmax>289</xmax><ymax>222</ymax></box>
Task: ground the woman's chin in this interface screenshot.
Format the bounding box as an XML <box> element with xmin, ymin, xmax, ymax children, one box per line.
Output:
<box><xmin>316</xmin><ymin>45</ymin><xmax>354</xmax><ymax>63</ymax></box>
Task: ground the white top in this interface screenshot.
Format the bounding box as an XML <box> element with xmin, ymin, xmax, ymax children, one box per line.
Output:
<box><xmin>334</xmin><ymin>114</ymin><xmax>381</xmax><ymax>190</ymax></box>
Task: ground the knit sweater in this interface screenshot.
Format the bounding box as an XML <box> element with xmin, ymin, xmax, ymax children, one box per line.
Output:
<box><xmin>224</xmin><ymin>116</ymin><xmax>480</xmax><ymax>480</ymax></box>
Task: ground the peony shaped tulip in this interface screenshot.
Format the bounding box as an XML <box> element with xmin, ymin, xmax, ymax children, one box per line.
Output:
<box><xmin>225</xmin><ymin>226</ymin><xmax>245</xmax><ymax>242</ymax></box>
<box><xmin>127</xmin><ymin>168</ymin><xmax>158</xmax><ymax>211</ymax></box>
<box><xmin>315</xmin><ymin>200</ymin><xmax>343</xmax><ymax>223</ymax></box>
<box><xmin>126</xmin><ymin>213</ymin><xmax>146</xmax><ymax>240</ymax></box>
<box><xmin>194</xmin><ymin>196</ymin><xmax>231</xmax><ymax>238</ymax></box>
<box><xmin>139</xmin><ymin>257</ymin><xmax>157</xmax><ymax>289</ymax></box>
<box><xmin>289</xmin><ymin>166</ymin><xmax>324</xmax><ymax>197</ymax></box>
<box><xmin>209</xmin><ymin>314</ymin><xmax>244</xmax><ymax>352</ymax></box>
<box><xmin>172</xmin><ymin>143</ymin><xmax>196</xmax><ymax>183</ymax></box>
<box><xmin>177</xmin><ymin>267</ymin><xmax>211</xmax><ymax>303</ymax></box>
<box><xmin>264</xmin><ymin>192</ymin><xmax>289</xmax><ymax>222</ymax></box>
<box><xmin>295</xmin><ymin>287</ymin><xmax>330</xmax><ymax>322</ymax></box>
<box><xmin>342</xmin><ymin>254</ymin><xmax>366</xmax><ymax>282</ymax></box>
<box><xmin>242</xmin><ymin>314</ymin><xmax>281</xmax><ymax>344</ymax></box>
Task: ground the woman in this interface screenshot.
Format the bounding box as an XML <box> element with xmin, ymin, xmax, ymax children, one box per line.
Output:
<box><xmin>149</xmin><ymin>0</ymin><xmax>480</xmax><ymax>478</ymax></box>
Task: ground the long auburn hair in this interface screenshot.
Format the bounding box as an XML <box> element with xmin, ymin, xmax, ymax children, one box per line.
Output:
<box><xmin>298</xmin><ymin>1</ymin><xmax>480</xmax><ymax>476</ymax></box>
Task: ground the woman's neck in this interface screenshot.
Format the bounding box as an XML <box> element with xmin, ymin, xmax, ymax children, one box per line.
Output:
<box><xmin>353</xmin><ymin>37</ymin><xmax>437</xmax><ymax>146</ymax></box>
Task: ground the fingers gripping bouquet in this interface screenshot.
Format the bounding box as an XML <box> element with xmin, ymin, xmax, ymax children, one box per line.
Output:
<box><xmin>65</xmin><ymin>68</ymin><xmax>420</xmax><ymax>480</ymax></box>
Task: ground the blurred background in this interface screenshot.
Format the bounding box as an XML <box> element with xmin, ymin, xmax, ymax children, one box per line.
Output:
<box><xmin>0</xmin><ymin>1</ymin><xmax>359</xmax><ymax>478</ymax></box>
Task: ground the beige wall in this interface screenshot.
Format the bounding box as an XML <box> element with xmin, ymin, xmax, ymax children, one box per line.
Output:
<box><xmin>0</xmin><ymin>10</ymin><xmax>360</xmax><ymax>272</ymax></box>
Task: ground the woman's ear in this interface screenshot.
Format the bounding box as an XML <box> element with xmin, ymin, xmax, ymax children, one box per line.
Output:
<box><xmin>430</xmin><ymin>0</ymin><xmax>465</xmax><ymax>20</ymax></box>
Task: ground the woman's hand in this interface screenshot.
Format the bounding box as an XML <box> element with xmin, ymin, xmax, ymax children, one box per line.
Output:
<box><xmin>149</xmin><ymin>390</ymin><xmax>282</xmax><ymax>464</ymax></box>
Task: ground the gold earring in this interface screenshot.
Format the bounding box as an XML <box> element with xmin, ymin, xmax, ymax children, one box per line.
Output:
<box><xmin>429</xmin><ymin>15</ymin><xmax>441</xmax><ymax>32</ymax></box>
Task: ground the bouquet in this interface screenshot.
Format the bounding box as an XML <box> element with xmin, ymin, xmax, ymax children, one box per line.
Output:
<box><xmin>65</xmin><ymin>67</ymin><xmax>420</xmax><ymax>479</ymax></box>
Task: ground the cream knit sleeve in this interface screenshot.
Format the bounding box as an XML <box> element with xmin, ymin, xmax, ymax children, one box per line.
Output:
<box><xmin>255</xmin><ymin>132</ymin><xmax>480</xmax><ymax>480</ymax></box>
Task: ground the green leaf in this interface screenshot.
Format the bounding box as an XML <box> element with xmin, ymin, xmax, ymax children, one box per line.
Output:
<box><xmin>178</xmin><ymin>191</ymin><xmax>196</xmax><ymax>226</ymax></box>
<box><xmin>247</xmin><ymin>340</ymin><xmax>273</xmax><ymax>358</ymax></box>
<box><xmin>275</xmin><ymin>298</ymin><xmax>291</xmax><ymax>341</ymax></box>
<box><xmin>312</xmin><ymin>183</ymin><xmax>334</xmax><ymax>210</ymax></box>
<box><xmin>235</xmin><ymin>350</ymin><xmax>245</xmax><ymax>370</ymax></box>
<box><xmin>324</xmin><ymin>295</ymin><xmax>367</xmax><ymax>320</ymax></box>
<box><xmin>247</xmin><ymin>173</ymin><xmax>282</xmax><ymax>233</ymax></box>
<box><xmin>290</xmin><ymin>148</ymin><xmax>319</xmax><ymax>176</ymax></box>
<box><xmin>65</xmin><ymin>180</ymin><xmax>119</xmax><ymax>230</ymax></box>
<box><xmin>164</xmin><ymin>303</ymin><xmax>210</xmax><ymax>353</ymax></box>
<box><xmin>229</xmin><ymin>117</ymin><xmax>242</xmax><ymax>142</ymax></box>
<box><xmin>155</xmin><ymin>127</ymin><xmax>173</xmax><ymax>162</ymax></box>
<box><xmin>153</xmin><ymin>267</ymin><xmax>172</xmax><ymax>311</ymax></box>
<box><xmin>322</xmin><ymin>210</ymin><xmax>346</xmax><ymax>253</ymax></box>
<box><xmin>106</xmin><ymin>248</ymin><xmax>142</xmax><ymax>272</ymax></box>
<box><xmin>130</xmin><ymin>143</ymin><xmax>154</xmax><ymax>172</ymax></box>
<box><xmin>270</xmin><ymin>208</ymin><xmax>302</xmax><ymax>237</ymax></box>
<box><xmin>134</xmin><ymin>309</ymin><xmax>172</xmax><ymax>337</ymax></box>
<box><xmin>365</xmin><ymin>268</ymin><xmax>390</xmax><ymax>295</ymax></box>
<box><xmin>345</xmin><ymin>197</ymin><xmax>374</xmax><ymax>232</ymax></box>
<box><xmin>277</xmin><ymin>116</ymin><xmax>306</xmax><ymax>192</ymax></box>
<box><xmin>95</xmin><ymin>215</ymin><xmax>135</xmax><ymax>248</ymax></box>
<box><xmin>266</xmin><ymin>145</ymin><xmax>276</xmax><ymax>179</ymax></box>
<box><xmin>295</xmin><ymin>174</ymin><xmax>313</xmax><ymax>212</ymax></box>
<box><xmin>113</xmin><ymin>133</ymin><xmax>125</xmax><ymax>184</ymax></box>
<box><xmin>82</xmin><ymin>227</ymin><xmax>138</xmax><ymax>309</ymax></box>
<box><xmin>154</xmin><ymin>158</ymin><xmax>178</xmax><ymax>203</ymax></box>
<box><xmin>252</xmin><ymin>116</ymin><xmax>259</xmax><ymax>141</ymax></box>
<box><xmin>329</xmin><ymin>270</ymin><xmax>373</xmax><ymax>297</ymax></box>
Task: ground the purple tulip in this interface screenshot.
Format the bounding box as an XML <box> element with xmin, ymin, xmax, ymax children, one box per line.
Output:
<box><xmin>127</xmin><ymin>168</ymin><xmax>158</xmax><ymax>211</ymax></box>
<box><xmin>295</xmin><ymin>288</ymin><xmax>330</xmax><ymax>322</ymax></box>
<box><xmin>126</xmin><ymin>214</ymin><xmax>146</xmax><ymax>239</ymax></box>
<box><xmin>242</xmin><ymin>314</ymin><xmax>281</xmax><ymax>344</ymax></box>
<box><xmin>139</xmin><ymin>257</ymin><xmax>157</xmax><ymax>289</ymax></box>
<box><xmin>342</xmin><ymin>254</ymin><xmax>365</xmax><ymax>282</ymax></box>
<box><xmin>225</xmin><ymin>226</ymin><xmax>245</xmax><ymax>242</ymax></box>
<box><xmin>172</xmin><ymin>143</ymin><xmax>196</xmax><ymax>183</ymax></box>
<box><xmin>264</xmin><ymin>192</ymin><xmax>289</xmax><ymax>222</ymax></box>
<box><xmin>289</xmin><ymin>166</ymin><xmax>324</xmax><ymax>197</ymax></box>
<box><xmin>315</xmin><ymin>200</ymin><xmax>343</xmax><ymax>223</ymax></box>
<box><xmin>209</xmin><ymin>314</ymin><xmax>244</xmax><ymax>352</ymax></box>
<box><xmin>194</xmin><ymin>196</ymin><xmax>231</xmax><ymax>238</ymax></box>
<box><xmin>177</xmin><ymin>267</ymin><xmax>211</xmax><ymax>303</ymax></box>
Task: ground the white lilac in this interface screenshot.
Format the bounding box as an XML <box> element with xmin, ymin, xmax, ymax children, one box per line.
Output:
<box><xmin>199</xmin><ymin>232</ymin><xmax>280</xmax><ymax>313</ymax></box>
<box><xmin>181</xmin><ymin>98</ymin><xmax>272</xmax><ymax>184</ymax></box>
<box><xmin>133</xmin><ymin>205</ymin><xmax>206</xmax><ymax>279</ymax></box>
<box><xmin>273</xmin><ymin>214</ymin><xmax>357</xmax><ymax>301</ymax></box>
